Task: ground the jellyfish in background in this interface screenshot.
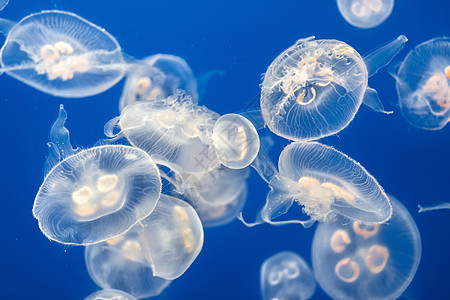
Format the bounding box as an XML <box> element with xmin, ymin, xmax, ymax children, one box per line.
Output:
<box><xmin>84</xmin><ymin>289</ymin><xmax>137</xmax><ymax>300</ymax></box>
<box><xmin>240</xmin><ymin>141</ymin><xmax>392</xmax><ymax>228</ymax></box>
<box><xmin>390</xmin><ymin>37</ymin><xmax>450</xmax><ymax>130</ymax></box>
<box><xmin>312</xmin><ymin>196</ymin><xmax>421</xmax><ymax>300</ymax></box>
<box><xmin>337</xmin><ymin>0</ymin><xmax>394</xmax><ymax>29</ymax></box>
<box><xmin>106</xmin><ymin>91</ymin><xmax>221</xmax><ymax>174</ymax></box>
<box><xmin>85</xmin><ymin>195</ymin><xmax>203</xmax><ymax>297</ymax></box>
<box><xmin>260</xmin><ymin>251</ymin><xmax>316</xmax><ymax>300</ymax></box>
<box><xmin>0</xmin><ymin>10</ymin><xmax>126</xmax><ymax>98</ymax></box>
<box><xmin>33</xmin><ymin>105</ymin><xmax>161</xmax><ymax>245</ymax></box>
<box><xmin>119</xmin><ymin>54</ymin><xmax>199</xmax><ymax>111</ymax></box>
<box><xmin>260</xmin><ymin>35</ymin><xmax>407</xmax><ymax>142</ymax></box>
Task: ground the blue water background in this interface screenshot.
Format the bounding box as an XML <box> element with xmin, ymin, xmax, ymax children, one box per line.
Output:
<box><xmin>1</xmin><ymin>0</ymin><xmax>449</xmax><ymax>299</ymax></box>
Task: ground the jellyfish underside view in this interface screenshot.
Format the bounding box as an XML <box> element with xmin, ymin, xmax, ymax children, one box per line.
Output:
<box><xmin>83</xmin><ymin>289</ymin><xmax>137</xmax><ymax>300</ymax></box>
<box><xmin>337</xmin><ymin>0</ymin><xmax>394</xmax><ymax>29</ymax></box>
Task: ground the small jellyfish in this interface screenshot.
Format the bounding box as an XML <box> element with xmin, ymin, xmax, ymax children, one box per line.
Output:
<box><xmin>337</xmin><ymin>0</ymin><xmax>394</xmax><ymax>29</ymax></box>
<box><xmin>85</xmin><ymin>195</ymin><xmax>203</xmax><ymax>297</ymax></box>
<box><xmin>84</xmin><ymin>289</ymin><xmax>137</xmax><ymax>300</ymax></box>
<box><xmin>312</xmin><ymin>196</ymin><xmax>421</xmax><ymax>300</ymax></box>
<box><xmin>33</xmin><ymin>105</ymin><xmax>161</xmax><ymax>245</ymax></box>
<box><xmin>119</xmin><ymin>54</ymin><xmax>198</xmax><ymax>111</ymax></box>
<box><xmin>260</xmin><ymin>35</ymin><xmax>407</xmax><ymax>141</ymax></box>
<box><xmin>212</xmin><ymin>113</ymin><xmax>260</xmax><ymax>169</ymax></box>
<box><xmin>106</xmin><ymin>91</ymin><xmax>221</xmax><ymax>174</ymax></box>
<box><xmin>391</xmin><ymin>37</ymin><xmax>450</xmax><ymax>130</ymax></box>
<box><xmin>240</xmin><ymin>141</ymin><xmax>392</xmax><ymax>228</ymax></box>
<box><xmin>418</xmin><ymin>202</ymin><xmax>450</xmax><ymax>213</ymax></box>
<box><xmin>260</xmin><ymin>251</ymin><xmax>316</xmax><ymax>300</ymax></box>
<box><xmin>0</xmin><ymin>10</ymin><xmax>126</xmax><ymax>98</ymax></box>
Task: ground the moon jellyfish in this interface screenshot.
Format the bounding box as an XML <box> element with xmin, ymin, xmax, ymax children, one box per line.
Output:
<box><xmin>0</xmin><ymin>0</ymin><xmax>9</xmax><ymax>11</ymax></box>
<box><xmin>418</xmin><ymin>202</ymin><xmax>450</xmax><ymax>213</ymax></box>
<box><xmin>260</xmin><ymin>35</ymin><xmax>407</xmax><ymax>141</ymax></box>
<box><xmin>106</xmin><ymin>91</ymin><xmax>220</xmax><ymax>174</ymax></box>
<box><xmin>312</xmin><ymin>196</ymin><xmax>421</xmax><ymax>300</ymax></box>
<box><xmin>390</xmin><ymin>37</ymin><xmax>450</xmax><ymax>130</ymax></box>
<box><xmin>33</xmin><ymin>105</ymin><xmax>161</xmax><ymax>245</ymax></box>
<box><xmin>84</xmin><ymin>289</ymin><xmax>137</xmax><ymax>300</ymax></box>
<box><xmin>240</xmin><ymin>142</ymin><xmax>392</xmax><ymax>228</ymax></box>
<box><xmin>260</xmin><ymin>251</ymin><xmax>316</xmax><ymax>300</ymax></box>
<box><xmin>0</xmin><ymin>10</ymin><xmax>126</xmax><ymax>98</ymax></box>
<box><xmin>212</xmin><ymin>113</ymin><xmax>260</xmax><ymax>169</ymax></box>
<box><xmin>119</xmin><ymin>54</ymin><xmax>198</xmax><ymax>111</ymax></box>
<box><xmin>337</xmin><ymin>0</ymin><xmax>394</xmax><ymax>29</ymax></box>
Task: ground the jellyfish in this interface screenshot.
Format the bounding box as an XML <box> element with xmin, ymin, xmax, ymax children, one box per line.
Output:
<box><xmin>84</xmin><ymin>289</ymin><xmax>137</xmax><ymax>300</ymax></box>
<box><xmin>0</xmin><ymin>0</ymin><xmax>9</xmax><ymax>11</ymax></box>
<box><xmin>85</xmin><ymin>195</ymin><xmax>203</xmax><ymax>297</ymax></box>
<box><xmin>336</xmin><ymin>0</ymin><xmax>394</xmax><ymax>29</ymax></box>
<box><xmin>239</xmin><ymin>141</ymin><xmax>392</xmax><ymax>228</ymax></box>
<box><xmin>119</xmin><ymin>54</ymin><xmax>198</xmax><ymax>111</ymax></box>
<box><xmin>260</xmin><ymin>35</ymin><xmax>407</xmax><ymax>141</ymax></box>
<box><xmin>260</xmin><ymin>251</ymin><xmax>316</xmax><ymax>300</ymax></box>
<box><xmin>0</xmin><ymin>10</ymin><xmax>126</xmax><ymax>98</ymax></box>
<box><xmin>390</xmin><ymin>37</ymin><xmax>450</xmax><ymax>130</ymax></box>
<box><xmin>418</xmin><ymin>202</ymin><xmax>450</xmax><ymax>213</ymax></box>
<box><xmin>106</xmin><ymin>91</ymin><xmax>221</xmax><ymax>174</ymax></box>
<box><xmin>212</xmin><ymin>113</ymin><xmax>260</xmax><ymax>169</ymax></box>
<box><xmin>312</xmin><ymin>196</ymin><xmax>421</xmax><ymax>300</ymax></box>
<box><xmin>33</xmin><ymin>105</ymin><xmax>161</xmax><ymax>245</ymax></box>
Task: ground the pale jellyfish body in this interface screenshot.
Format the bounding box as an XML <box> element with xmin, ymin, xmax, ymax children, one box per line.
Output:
<box><xmin>312</xmin><ymin>196</ymin><xmax>421</xmax><ymax>300</ymax></box>
<box><xmin>33</xmin><ymin>106</ymin><xmax>161</xmax><ymax>245</ymax></box>
<box><xmin>260</xmin><ymin>35</ymin><xmax>407</xmax><ymax>141</ymax></box>
<box><xmin>391</xmin><ymin>37</ymin><xmax>450</xmax><ymax>130</ymax></box>
<box><xmin>119</xmin><ymin>54</ymin><xmax>198</xmax><ymax>111</ymax></box>
<box><xmin>260</xmin><ymin>251</ymin><xmax>316</xmax><ymax>300</ymax></box>
<box><xmin>213</xmin><ymin>114</ymin><xmax>260</xmax><ymax>169</ymax></box>
<box><xmin>0</xmin><ymin>10</ymin><xmax>126</xmax><ymax>98</ymax></box>
<box><xmin>107</xmin><ymin>92</ymin><xmax>220</xmax><ymax>174</ymax></box>
<box><xmin>84</xmin><ymin>289</ymin><xmax>137</xmax><ymax>300</ymax></box>
<box><xmin>337</xmin><ymin>0</ymin><xmax>394</xmax><ymax>29</ymax></box>
<box><xmin>241</xmin><ymin>142</ymin><xmax>392</xmax><ymax>228</ymax></box>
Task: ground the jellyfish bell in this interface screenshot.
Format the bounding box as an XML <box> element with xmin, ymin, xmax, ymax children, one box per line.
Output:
<box><xmin>260</xmin><ymin>251</ymin><xmax>316</xmax><ymax>300</ymax></box>
<box><xmin>33</xmin><ymin>105</ymin><xmax>161</xmax><ymax>245</ymax></box>
<box><xmin>239</xmin><ymin>142</ymin><xmax>392</xmax><ymax>228</ymax></box>
<box><xmin>106</xmin><ymin>91</ymin><xmax>221</xmax><ymax>174</ymax></box>
<box><xmin>337</xmin><ymin>0</ymin><xmax>394</xmax><ymax>29</ymax></box>
<box><xmin>119</xmin><ymin>54</ymin><xmax>199</xmax><ymax>111</ymax></box>
<box><xmin>312</xmin><ymin>196</ymin><xmax>421</xmax><ymax>300</ymax></box>
<box><xmin>260</xmin><ymin>35</ymin><xmax>407</xmax><ymax>142</ymax></box>
<box><xmin>390</xmin><ymin>37</ymin><xmax>450</xmax><ymax>130</ymax></box>
<box><xmin>84</xmin><ymin>289</ymin><xmax>137</xmax><ymax>300</ymax></box>
<box><xmin>0</xmin><ymin>10</ymin><xmax>126</xmax><ymax>98</ymax></box>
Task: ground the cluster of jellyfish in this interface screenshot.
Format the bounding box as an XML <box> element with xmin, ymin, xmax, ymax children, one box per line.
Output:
<box><xmin>1</xmin><ymin>6</ymin><xmax>447</xmax><ymax>300</ymax></box>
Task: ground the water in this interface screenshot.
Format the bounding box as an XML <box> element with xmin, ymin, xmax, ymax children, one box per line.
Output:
<box><xmin>1</xmin><ymin>0</ymin><xmax>449</xmax><ymax>299</ymax></box>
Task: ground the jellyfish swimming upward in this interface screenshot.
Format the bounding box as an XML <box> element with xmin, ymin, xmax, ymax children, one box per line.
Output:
<box><xmin>260</xmin><ymin>35</ymin><xmax>407</xmax><ymax>141</ymax></box>
<box><xmin>337</xmin><ymin>0</ymin><xmax>394</xmax><ymax>29</ymax></box>
<box><xmin>0</xmin><ymin>10</ymin><xmax>126</xmax><ymax>98</ymax></box>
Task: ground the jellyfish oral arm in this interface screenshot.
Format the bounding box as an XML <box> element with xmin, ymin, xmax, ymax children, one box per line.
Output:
<box><xmin>362</xmin><ymin>87</ymin><xmax>393</xmax><ymax>114</ymax></box>
<box><xmin>418</xmin><ymin>203</ymin><xmax>450</xmax><ymax>213</ymax></box>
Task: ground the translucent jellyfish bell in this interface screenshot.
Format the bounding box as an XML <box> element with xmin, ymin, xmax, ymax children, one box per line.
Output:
<box><xmin>119</xmin><ymin>54</ymin><xmax>198</xmax><ymax>111</ymax></box>
<box><xmin>260</xmin><ymin>251</ymin><xmax>316</xmax><ymax>300</ymax></box>
<box><xmin>84</xmin><ymin>289</ymin><xmax>137</xmax><ymax>300</ymax></box>
<box><xmin>390</xmin><ymin>37</ymin><xmax>450</xmax><ymax>130</ymax></box>
<box><xmin>337</xmin><ymin>0</ymin><xmax>394</xmax><ymax>29</ymax></box>
<box><xmin>106</xmin><ymin>91</ymin><xmax>220</xmax><ymax>174</ymax></box>
<box><xmin>212</xmin><ymin>113</ymin><xmax>260</xmax><ymax>169</ymax></box>
<box><xmin>0</xmin><ymin>10</ymin><xmax>126</xmax><ymax>98</ymax></box>
<box><xmin>260</xmin><ymin>35</ymin><xmax>407</xmax><ymax>141</ymax></box>
<box><xmin>312</xmin><ymin>196</ymin><xmax>421</xmax><ymax>300</ymax></box>
<box><xmin>240</xmin><ymin>142</ymin><xmax>392</xmax><ymax>228</ymax></box>
<box><xmin>33</xmin><ymin>106</ymin><xmax>161</xmax><ymax>245</ymax></box>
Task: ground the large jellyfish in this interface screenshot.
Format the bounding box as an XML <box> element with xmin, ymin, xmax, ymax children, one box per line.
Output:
<box><xmin>33</xmin><ymin>105</ymin><xmax>161</xmax><ymax>245</ymax></box>
<box><xmin>85</xmin><ymin>195</ymin><xmax>203</xmax><ymax>297</ymax></box>
<box><xmin>260</xmin><ymin>251</ymin><xmax>316</xmax><ymax>300</ymax></box>
<box><xmin>119</xmin><ymin>54</ymin><xmax>198</xmax><ymax>111</ymax></box>
<box><xmin>337</xmin><ymin>0</ymin><xmax>394</xmax><ymax>29</ymax></box>
<box><xmin>240</xmin><ymin>141</ymin><xmax>392</xmax><ymax>228</ymax></box>
<box><xmin>0</xmin><ymin>10</ymin><xmax>126</xmax><ymax>98</ymax></box>
<box><xmin>106</xmin><ymin>91</ymin><xmax>221</xmax><ymax>174</ymax></box>
<box><xmin>312</xmin><ymin>196</ymin><xmax>421</xmax><ymax>300</ymax></box>
<box><xmin>84</xmin><ymin>289</ymin><xmax>137</xmax><ymax>300</ymax></box>
<box><xmin>260</xmin><ymin>35</ymin><xmax>407</xmax><ymax>141</ymax></box>
<box><xmin>390</xmin><ymin>37</ymin><xmax>450</xmax><ymax>130</ymax></box>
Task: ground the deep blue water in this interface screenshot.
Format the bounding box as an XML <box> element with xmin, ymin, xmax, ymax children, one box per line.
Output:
<box><xmin>1</xmin><ymin>0</ymin><xmax>449</xmax><ymax>299</ymax></box>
